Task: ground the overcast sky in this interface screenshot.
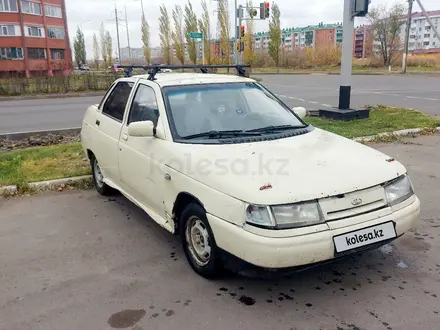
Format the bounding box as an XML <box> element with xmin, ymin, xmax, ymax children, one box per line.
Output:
<box><xmin>65</xmin><ymin>0</ymin><xmax>439</xmax><ymax>59</ymax></box>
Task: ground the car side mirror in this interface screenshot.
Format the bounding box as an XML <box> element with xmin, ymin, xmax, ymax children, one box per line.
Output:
<box><xmin>292</xmin><ymin>107</ymin><xmax>307</xmax><ymax>120</ymax></box>
<box><xmin>128</xmin><ymin>121</ymin><xmax>155</xmax><ymax>137</ymax></box>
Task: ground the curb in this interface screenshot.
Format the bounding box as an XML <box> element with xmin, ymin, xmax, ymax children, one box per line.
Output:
<box><xmin>0</xmin><ymin>127</ymin><xmax>81</xmax><ymax>141</ymax></box>
<box><xmin>1</xmin><ymin>127</ymin><xmax>439</xmax><ymax>195</ymax></box>
<box><xmin>0</xmin><ymin>92</ymin><xmax>105</xmax><ymax>102</ymax></box>
<box><xmin>353</xmin><ymin>127</ymin><xmax>440</xmax><ymax>142</ymax></box>
<box><xmin>0</xmin><ymin>175</ymin><xmax>93</xmax><ymax>195</ymax></box>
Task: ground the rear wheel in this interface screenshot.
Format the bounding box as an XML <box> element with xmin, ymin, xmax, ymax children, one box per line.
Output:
<box><xmin>180</xmin><ymin>203</ymin><xmax>222</xmax><ymax>278</ymax></box>
<box><xmin>90</xmin><ymin>155</ymin><xmax>114</xmax><ymax>196</ymax></box>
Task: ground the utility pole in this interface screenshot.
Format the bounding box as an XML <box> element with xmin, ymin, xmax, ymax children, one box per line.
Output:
<box><xmin>115</xmin><ymin>4</ymin><xmax>121</xmax><ymax>65</ymax></box>
<box><xmin>338</xmin><ymin>0</ymin><xmax>355</xmax><ymax>110</ymax></box>
<box><xmin>140</xmin><ymin>0</ymin><xmax>145</xmax><ymax>17</ymax></box>
<box><xmin>125</xmin><ymin>5</ymin><xmax>132</xmax><ymax>62</ymax></box>
<box><xmin>234</xmin><ymin>0</ymin><xmax>238</xmax><ymax>64</ymax></box>
<box><xmin>402</xmin><ymin>0</ymin><xmax>414</xmax><ymax>74</ymax></box>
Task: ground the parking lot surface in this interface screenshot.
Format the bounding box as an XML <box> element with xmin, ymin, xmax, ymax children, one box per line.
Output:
<box><xmin>1</xmin><ymin>135</ymin><xmax>440</xmax><ymax>330</ymax></box>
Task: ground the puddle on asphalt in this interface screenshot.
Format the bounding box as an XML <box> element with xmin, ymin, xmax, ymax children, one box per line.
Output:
<box><xmin>107</xmin><ymin>309</ymin><xmax>146</xmax><ymax>328</ymax></box>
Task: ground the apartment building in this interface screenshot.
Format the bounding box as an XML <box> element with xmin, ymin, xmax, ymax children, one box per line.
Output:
<box><xmin>353</xmin><ymin>25</ymin><xmax>374</xmax><ymax>58</ymax></box>
<box><xmin>254</xmin><ymin>23</ymin><xmax>344</xmax><ymax>52</ymax></box>
<box><xmin>0</xmin><ymin>0</ymin><xmax>72</xmax><ymax>77</ymax></box>
<box><xmin>404</xmin><ymin>10</ymin><xmax>440</xmax><ymax>54</ymax></box>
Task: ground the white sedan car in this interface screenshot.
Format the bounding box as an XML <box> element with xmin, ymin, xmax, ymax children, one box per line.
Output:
<box><xmin>80</xmin><ymin>66</ymin><xmax>420</xmax><ymax>278</ymax></box>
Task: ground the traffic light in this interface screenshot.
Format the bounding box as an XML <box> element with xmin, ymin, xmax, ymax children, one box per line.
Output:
<box><xmin>259</xmin><ymin>2</ymin><xmax>265</xmax><ymax>19</ymax></box>
<box><xmin>354</xmin><ymin>0</ymin><xmax>370</xmax><ymax>17</ymax></box>
<box><xmin>236</xmin><ymin>41</ymin><xmax>244</xmax><ymax>52</ymax></box>
<box><xmin>265</xmin><ymin>2</ymin><xmax>270</xmax><ymax>18</ymax></box>
<box><xmin>240</xmin><ymin>25</ymin><xmax>245</xmax><ymax>38</ymax></box>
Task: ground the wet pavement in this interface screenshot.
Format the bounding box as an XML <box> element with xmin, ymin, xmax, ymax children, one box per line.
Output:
<box><xmin>1</xmin><ymin>134</ymin><xmax>439</xmax><ymax>330</ymax></box>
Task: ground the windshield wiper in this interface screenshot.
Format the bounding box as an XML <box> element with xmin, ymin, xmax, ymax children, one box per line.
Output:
<box><xmin>246</xmin><ymin>124</ymin><xmax>307</xmax><ymax>133</ymax></box>
<box><xmin>182</xmin><ymin>130</ymin><xmax>261</xmax><ymax>140</ymax></box>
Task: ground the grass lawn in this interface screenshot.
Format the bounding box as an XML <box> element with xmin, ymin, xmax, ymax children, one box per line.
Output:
<box><xmin>0</xmin><ymin>143</ymin><xmax>90</xmax><ymax>186</ymax></box>
<box><xmin>306</xmin><ymin>106</ymin><xmax>440</xmax><ymax>138</ymax></box>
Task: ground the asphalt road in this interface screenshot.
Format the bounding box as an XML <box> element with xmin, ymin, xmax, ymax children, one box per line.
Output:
<box><xmin>0</xmin><ymin>74</ymin><xmax>439</xmax><ymax>134</ymax></box>
<box><xmin>1</xmin><ymin>135</ymin><xmax>440</xmax><ymax>330</ymax></box>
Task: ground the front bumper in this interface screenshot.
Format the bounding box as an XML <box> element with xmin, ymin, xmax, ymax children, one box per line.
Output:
<box><xmin>207</xmin><ymin>196</ymin><xmax>420</xmax><ymax>269</ymax></box>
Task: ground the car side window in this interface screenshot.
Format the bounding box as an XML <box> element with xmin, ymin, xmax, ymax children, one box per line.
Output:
<box><xmin>102</xmin><ymin>81</ymin><xmax>133</xmax><ymax>122</ymax></box>
<box><xmin>128</xmin><ymin>84</ymin><xmax>159</xmax><ymax>126</ymax></box>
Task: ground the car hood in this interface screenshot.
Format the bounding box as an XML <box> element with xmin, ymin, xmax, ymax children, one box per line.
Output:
<box><xmin>162</xmin><ymin>128</ymin><xmax>406</xmax><ymax>205</ymax></box>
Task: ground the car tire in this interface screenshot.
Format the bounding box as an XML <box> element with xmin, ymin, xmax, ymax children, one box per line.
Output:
<box><xmin>180</xmin><ymin>203</ymin><xmax>222</xmax><ymax>278</ymax></box>
<box><xmin>90</xmin><ymin>154</ymin><xmax>114</xmax><ymax>196</ymax></box>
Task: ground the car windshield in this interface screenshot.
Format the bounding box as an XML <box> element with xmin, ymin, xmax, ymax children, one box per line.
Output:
<box><xmin>162</xmin><ymin>82</ymin><xmax>307</xmax><ymax>140</ymax></box>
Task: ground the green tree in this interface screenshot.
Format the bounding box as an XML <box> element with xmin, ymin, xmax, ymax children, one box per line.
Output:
<box><xmin>141</xmin><ymin>13</ymin><xmax>151</xmax><ymax>64</ymax></box>
<box><xmin>268</xmin><ymin>2</ymin><xmax>281</xmax><ymax>69</ymax></box>
<box><xmin>172</xmin><ymin>4</ymin><xmax>185</xmax><ymax>64</ymax></box>
<box><xmin>73</xmin><ymin>27</ymin><xmax>86</xmax><ymax>67</ymax></box>
<box><xmin>368</xmin><ymin>3</ymin><xmax>406</xmax><ymax>66</ymax></box>
<box><xmin>159</xmin><ymin>4</ymin><xmax>172</xmax><ymax>64</ymax></box>
<box><xmin>100</xmin><ymin>23</ymin><xmax>108</xmax><ymax>67</ymax></box>
<box><xmin>198</xmin><ymin>0</ymin><xmax>211</xmax><ymax>64</ymax></box>
<box><xmin>105</xmin><ymin>31</ymin><xmax>113</xmax><ymax>65</ymax></box>
<box><xmin>184</xmin><ymin>1</ymin><xmax>198</xmax><ymax>64</ymax></box>
<box><xmin>217</xmin><ymin>0</ymin><xmax>230</xmax><ymax>64</ymax></box>
<box><xmin>93</xmin><ymin>33</ymin><xmax>100</xmax><ymax>69</ymax></box>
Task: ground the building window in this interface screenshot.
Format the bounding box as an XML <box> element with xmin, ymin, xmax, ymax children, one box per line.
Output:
<box><xmin>0</xmin><ymin>24</ymin><xmax>17</xmax><ymax>36</ymax></box>
<box><xmin>423</xmin><ymin>41</ymin><xmax>430</xmax><ymax>46</ymax></box>
<box><xmin>0</xmin><ymin>47</ymin><xmax>23</xmax><ymax>59</ymax></box>
<box><xmin>424</xmin><ymin>34</ymin><xmax>430</xmax><ymax>38</ymax></box>
<box><xmin>0</xmin><ymin>0</ymin><xmax>17</xmax><ymax>12</ymax></box>
<box><xmin>50</xmin><ymin>48</ymin><xmax>64</xmax><ymax>59</ymax></box>
<box><xmin>26</xmin><ymin>25</ymin><xmax>44</xmax><ymax>37</ymax></box>
<box><xmin>47</xmin><ymin>27</ymin><xmax>65</xmax><ymax>39</ymax></box>
<box><xmin>425</xmin><ymin>26</ymin><xmax>431</xmax><ymax>31</ymax></box>
<box><xmin>27</xmin><ymin>48</ymin><xmax>46</xmax><ymax>59</ymax></box>
<box><xmin>21</xmin><ymin>0</ymin><xmax>42</xmax><ymax>15</ymax></box>
<box><xmin>45</xmin><ymin>4</ymin><xmax>62</xmax><ymax>18</ymax></box>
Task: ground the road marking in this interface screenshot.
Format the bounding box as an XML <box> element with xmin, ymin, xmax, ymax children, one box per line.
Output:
<box><xmin>321</xmin><ymin>104</ymin><xmax>332</xmax><ymax>108</ymax></box>
<box><xmin>309</xmin><ymin>101</ymin><xmax>319</xmax><ymax>104</ymax></box>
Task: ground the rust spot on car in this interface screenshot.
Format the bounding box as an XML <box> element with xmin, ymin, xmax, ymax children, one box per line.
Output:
<box><xmin>386</xmin><ymin>158</ymin><xmax>395</xmax><ymax>162</ymax></box>
<box><xmin>259</xmin><ymin>183</ymin><xmax>273</xmax><ymax>191</ymax></box>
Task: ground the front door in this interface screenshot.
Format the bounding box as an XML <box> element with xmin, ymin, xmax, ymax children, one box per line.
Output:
<box><xmin>117</xmin><ymin>82</ymin><xmax>165</xmax><ymax>218</ymax></box>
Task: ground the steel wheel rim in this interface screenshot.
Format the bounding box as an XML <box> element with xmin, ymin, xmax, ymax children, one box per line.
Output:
<box><xmin>185</xmin><ymin>216</ymin><xmax>211</xmax><ymax>267</ymax></box>
<box><xmin>93</xmin><ymin>159</ymin><xmax>104</xmax><ymax>188</ymax></box>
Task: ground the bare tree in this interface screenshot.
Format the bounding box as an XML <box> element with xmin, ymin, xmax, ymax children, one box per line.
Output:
<box><xmin>159</xmin><ymin>4</ymin><xmax>172</xmax><ymax>64</ymax></box>
<box><xmin>100</xmin><ymin>23</ymin><xmax>108</xmax><ymax>67</ymax></box>
<box><xmin>198</xmin><ymin>0</ymin><xmax>211</xmax><ymax>64</ymax></box>
<box><xmin>172</xmin><ymin>5</ymin><xmax>185</xmax><ymax>64</ymax></box>
<box><xmin>244</xmin><ymin>1</ymin><xmax>255</xmax><ymax>65</ymax></box>
<box><xmin>141</xmin><ymin>13</ymin><xmax>151</xmax><ymax>65</ymax></box>
<box><xmin>368</xmin><ymin>2</ymin><xmax>406</xmax><ymax>66</ymax></box>
<box><xmin>93</xmin><ymin>33</ymin><xmax>100</xmax><ymax>69</ymax></box>
<box><xmin>105</xmin><ymin>31</ymin><xmax>113</xmax><ymax>66</ymax></box>
<box><xmin>217</xmin><ymin>0</ymin><xmax>230</xmax><ymax>64</ymax></box>
<box><xmin>268</xmin><ymin>2</ymin><xmax>281</xmax><ymax>69</ymax></box>
<box><xmin>184</xmin><ymin>1</ymin><xmax>199</xmax><ymax>64</ymax></box>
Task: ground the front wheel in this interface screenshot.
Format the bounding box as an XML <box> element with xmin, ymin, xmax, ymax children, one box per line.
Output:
<box><xmin>180</xmin><ymin>203</ymin><xmax>222</xmax><ymax>278</ymax></box>
<box><xmin>91</xmin><ymin>155</ymin><xmax>114</xmax><ymax>196</ymax></box>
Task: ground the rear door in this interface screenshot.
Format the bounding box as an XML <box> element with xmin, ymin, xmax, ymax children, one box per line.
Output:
<box><xmin>93</xmin><ymin>80</ymin><xmax>134</xmax><ymax>184</ymax></box>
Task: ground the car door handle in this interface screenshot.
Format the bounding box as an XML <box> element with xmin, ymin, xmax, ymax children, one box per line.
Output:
<box><xmin>122</xmin><ymin>134</ymin><xmax>128</xmax><ymax>141</ymax></box>
<box><xmin>95</xmin><ymin>120</ymin><xmax>100</xmax><ymax>126</ymax></box>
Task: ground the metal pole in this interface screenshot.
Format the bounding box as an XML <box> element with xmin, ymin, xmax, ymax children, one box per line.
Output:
<box><xmin>338</xmin><ymin>0</ymin><xmax>355</xmax><ymax>110</ymax></box>
<box><xmin>125</xmin><ymin>5</ymin><xmax>131</xmax><ymax>63</ymax></box>
<box><xmin>115</xmin><ymin>4</ymin><xmax>121</xmax><ymax>65</ymax></box>
<box><xmin>202</xmin><ymin>34</ymin><xmax>205</xmax><ymax>65</ymax></box>
<box><xmin>402</xmin><ymin>0</ymin><xmax>413</xmax><ymax>74</ymax></box>
<box><xmin>234</xmin><ymin>0</ymin><xmax>238</xmax><ymax>64</ymax></box>
<box><xmin>415</xmin><ymin>0</ymin><xmax>440</xmax><ymax>42</ymax></box>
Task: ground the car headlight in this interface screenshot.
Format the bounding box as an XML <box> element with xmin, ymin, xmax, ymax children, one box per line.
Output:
<box><xmin>245</xmin><ymin>201</ymin><xmax>324</xmax><ymax>229</ymax></box>
<box><xmin>384</xmin><ymin>174</ymin><xmax>414</xmax><ymax>206</ymax></box>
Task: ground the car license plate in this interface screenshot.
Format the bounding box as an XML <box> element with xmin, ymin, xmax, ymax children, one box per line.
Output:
<box><xmin>333</xmin><ymin>221</ymin><xmax>396</xmax><ymax>253</ymax></box>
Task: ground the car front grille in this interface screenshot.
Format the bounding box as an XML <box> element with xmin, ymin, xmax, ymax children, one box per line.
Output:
<box><xmin>318</xmin><ymin>185</ymin><xmax>388</xmax><ymax>222</ymax></box>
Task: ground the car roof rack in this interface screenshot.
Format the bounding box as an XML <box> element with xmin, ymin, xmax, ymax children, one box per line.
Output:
<box><xmin>116</xmin><ymin>64</ymin><xmax>251</xmax><ymax>80</ymax></box>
